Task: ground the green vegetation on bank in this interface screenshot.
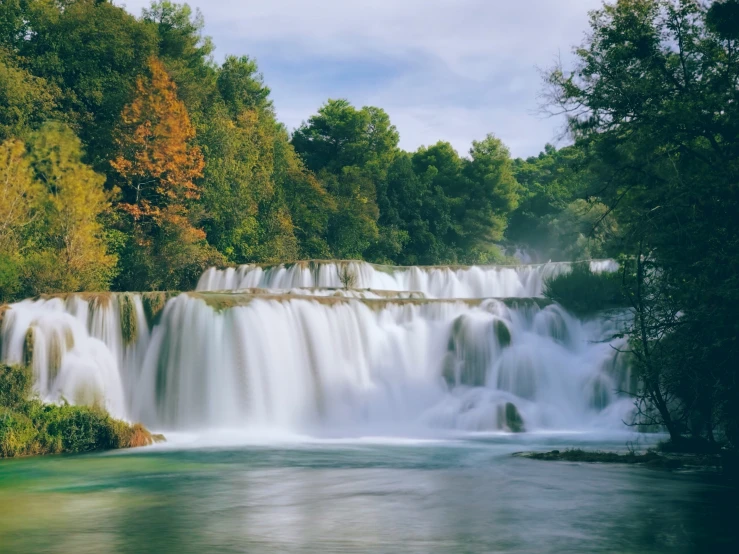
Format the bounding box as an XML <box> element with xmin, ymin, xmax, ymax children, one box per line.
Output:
<box><xmin>1</xmin><ymin>364</ymin><xmax>158</xmax><ymax>458</ymax></box>
<box><xmin>543</xmin><ymin>264</ymin><xmax>627</xmax><ymax>316</ymax></box>
<box><xmin>513</xmin><ymin>449</ymin><xmax>729</xmax><ymax>471</ymax></box>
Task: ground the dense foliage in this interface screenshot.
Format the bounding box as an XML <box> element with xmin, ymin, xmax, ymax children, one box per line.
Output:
<box><xmin>0</xmin><ymin>0</ymin><xmax>587</xmax><ymax>300</ymax></box>
<box><xmin>0</xmin><ymin>364</ymin><xmax>154</xmax><ymax>457</ymax></box>
<box><xmin>548</xmin><ymin>0</ymin><xmax>739</xmax><ymax>448</ymax></box>
<box><xmin>543</xmin><ymin>264</ymin><xmax>627</xmax><ymax>316</ymax></box>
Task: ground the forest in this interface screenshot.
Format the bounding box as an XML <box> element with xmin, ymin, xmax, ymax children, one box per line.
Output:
<box><xmin>1</xmin><ymin>0</ymin><xmax>738</xmax><ymax>451</ymax></box>
<box><xmin>0</xmin><ymin>0</ymin><xmax>610</xmax><ymax>300</ymax></box>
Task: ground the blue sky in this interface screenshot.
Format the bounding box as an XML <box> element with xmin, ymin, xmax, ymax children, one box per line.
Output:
<box><xmin>121</xmin><ymin>0</ymin><xmax>603</xmax><ymax>158</ymax></box>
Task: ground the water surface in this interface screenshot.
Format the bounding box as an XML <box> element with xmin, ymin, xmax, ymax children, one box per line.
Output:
<box><xmin>1</xmin><ymin>433</ymin><xmax>736</xmax><ymax>553</ymax></box>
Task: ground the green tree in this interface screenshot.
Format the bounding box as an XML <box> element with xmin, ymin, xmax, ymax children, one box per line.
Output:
<box><xmin>217</xmin><ymin>55</ymin><xmax>272</xmax><ymax>117</ymax></box>
<box><xmin>27</xmin><ymin>123</ymin><xmax>117</xmax><ymax>293</ymax></box>
<box><xmin>461</xmin><ymin>134</ymin><xmax>520</xmax><ymax>258</ymax></box>
<box><xmin>141</xmin><ymin>1</ymin><xmax>216</xmax><ymax>115</ymax></box>
<box><xmin>548</xmin><ymin>0</ymin><xmax>739</xmax><ymax>446</ymax></box>
<box><xmin>0</xmin><ymin>49</ymin><xmax>58</xmax><ymax>141</ymax></box>
<box><xmin>7</xmin><ymin>0</ymin><xmax>157</xmax><ymax>170</ymax></box>
<box><xmin>292</xmin><ymin>99</ymin><xmax>399</xmax><ymax>176</ymax></box>
<box><xmin>507</xmin><ymin>144</ymin><xmax>615</xmax><ymax>261</ymax></box>
<box><xmin>292</xmin><ymin>99</ymin><xmax>399</xmax><ymax>259</ymax></box>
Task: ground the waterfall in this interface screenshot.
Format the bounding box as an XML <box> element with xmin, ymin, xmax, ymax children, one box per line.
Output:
<box><xmin>0</xmin><ymin>260</ymin><xmax>633</xmax><ymax>434</ymax></box>
<box><xmin>196</xmin><ymin>259</ymin><xmax>619</xmax><ymax>298</ymax></box>
<box><xmin>0</xmin><ymin>292</ymin><xmax>165</xmax><ymax>420</ymax></box>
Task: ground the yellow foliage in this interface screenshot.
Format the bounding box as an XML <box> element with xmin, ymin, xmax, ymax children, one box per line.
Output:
<box><xmin>28</xmin><ymin>123</ymin><xmax>117</xmax><ymax>292</ymax></box>
<box><xmin>0</xmin><ymin>140</ymin><xmax>43</xmax><ymax>253</ymax></box>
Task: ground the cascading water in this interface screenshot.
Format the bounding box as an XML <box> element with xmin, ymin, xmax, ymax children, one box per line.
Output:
<box><xmin>0</xmin><ymin>260</ymin><xmax>633</xmax><ymax>435</ymax></box>
<box><xmin>196</xmin><ymin>259</ymin><xmax>620</xmax><ymax>298</ymax></box>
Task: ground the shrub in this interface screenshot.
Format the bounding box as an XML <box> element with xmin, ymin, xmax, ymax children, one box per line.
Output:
<box><xmin>141</xmin><ymin>292</ymin><xmax>170</xmax><ymax>327</ymax></box>
<box><xmin>337</xmin><ymin>264</ymin><xmax>358</xmax><ymax>289</ymax></box>
<box><xmin>0</xmin><ymin>407</ymin><xmax>39</xmax><ymax>457</ymax></box>
<box><xmin>544</xmin><ymin>263</ymin><xmax>627</xmax><ymax>316</ymax></box>
<box><xmin>0</xmin><ymin>364</ymin><xmax>32</xmax><ymax>409</ymax></box>
<box><xmin>1</xmin><ymin>364</ymin><xmax>160</xmax><ymax>457</ymax></box>
<box><xmin>0</xmin><ymin>253</ymin><xmax>21</xmax><ymax>303</ymax></box>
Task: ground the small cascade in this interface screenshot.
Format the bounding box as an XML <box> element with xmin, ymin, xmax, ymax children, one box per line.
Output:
<box><xmin>0</xmin><ymin>292</ymin><xmax>169</xmax><ymax>420</ymax></box>
<box><xmin>0</xmin><ymin>260</ymin><xmax>633</xmax><ymax>435</ymax></box>
<box><xmin>197</xmin><ymin>259</ymin><xmax>618</xmax><ymax>298</ymax></box>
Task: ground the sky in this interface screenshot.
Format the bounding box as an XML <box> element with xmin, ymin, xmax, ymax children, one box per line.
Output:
<box><xmin>121</xmin><ymin>0</ymin><xmax>603</xmax><ymax>159</ymax></box>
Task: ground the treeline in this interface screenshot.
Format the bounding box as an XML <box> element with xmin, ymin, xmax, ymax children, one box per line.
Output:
<box><xmin>0</xmin><ymin>0</ymin><xmax>601</xmax><ymax>302</ymax></box>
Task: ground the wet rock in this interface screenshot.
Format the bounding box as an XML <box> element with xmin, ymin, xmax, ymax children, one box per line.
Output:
<box><xmin>499</xmin><ymin>402</ymin><xmax>525</xmax><ymax>433</ymax></box>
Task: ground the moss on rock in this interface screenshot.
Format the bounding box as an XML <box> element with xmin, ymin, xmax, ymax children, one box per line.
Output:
<box><xmin>0</xmin><ymin>304</ymin><xmax>9</xmax><ymax>331</ymax></box>
<box><xmin>119</xmin><ymin>293</ymin><xmax>138</xmax><ymax>345</ymax></box>
<box><xmin>142</xmin><ymin>292</ymin><xmax>170</xmax><ymax>327</ymax></box>
<box><xmin>498</xmin><ymin>402</ymin><xmax>525</xmax><ymax>432</ymax></box>
<box><xmin>493</xmin><ymin>319</ymin><xmax>511</xmax><ymax>347</ymax></box>
<box><xmin>23</xmin><ymin>326</ymin><xmax>35</xmax><ymax>367</ymax></box>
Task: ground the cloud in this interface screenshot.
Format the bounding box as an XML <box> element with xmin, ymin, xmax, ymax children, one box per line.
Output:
<box><xmin>121</xmin><ymin>0</ymin><xmax>602</xmax><ymax>157</ymax></box>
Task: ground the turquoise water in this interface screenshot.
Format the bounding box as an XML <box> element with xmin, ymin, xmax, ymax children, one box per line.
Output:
<box><xmin>0</xmin><ymin>433</ymin><xmax>736</xmax><ymax>553</ymax></box>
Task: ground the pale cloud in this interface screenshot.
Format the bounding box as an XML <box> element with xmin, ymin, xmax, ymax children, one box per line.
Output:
<box><xmin>121</xmin><ymin>0</ymin><xmax>603</xmax><ymax>157</ymax></box>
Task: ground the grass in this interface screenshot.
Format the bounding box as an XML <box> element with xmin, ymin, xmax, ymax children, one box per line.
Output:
<box><xmin>1</xmin><ymin>364</ymin><xmax>161</xmax><ymax>458</ymax></box>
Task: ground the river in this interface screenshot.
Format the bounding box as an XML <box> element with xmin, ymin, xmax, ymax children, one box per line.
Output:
<box><xmin>1</xmin><ymin>432</ymin><xmax>736</xmax><ymax>553</ymax></box>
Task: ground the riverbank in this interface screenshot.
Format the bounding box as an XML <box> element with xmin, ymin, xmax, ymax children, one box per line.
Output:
<box><xmin>513</xmin><ymin>448</ymin><xmax>735</xmax><ymax>474</ymax></box>
<box><xmin>1</xmin><ymin>364</ymin><xmax>162</xmax><ymax>458</ymax></box>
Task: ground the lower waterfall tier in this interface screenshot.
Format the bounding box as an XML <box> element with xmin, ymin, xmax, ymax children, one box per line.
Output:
<box><xmin>0</xmin><ymin>291</ymin><xmax>634</xmax><ymax>434</ymax></box>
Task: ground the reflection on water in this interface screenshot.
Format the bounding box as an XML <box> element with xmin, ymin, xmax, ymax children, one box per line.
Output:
<box><xmin>0</xmin><ymin>435</ymin><xmax>736</xmax><ymax>554</ymax></box>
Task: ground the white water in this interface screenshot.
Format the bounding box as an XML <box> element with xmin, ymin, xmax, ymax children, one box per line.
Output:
<box><xmin>1</xmin><ymin>259</ymin><xmax>633</xmax><ymax>435</ymax></box>
<box><xmin>197</xmin><ymin>259</ymin><xmax>619</xmax><ymax>298</ymax></box>
<box><xmin>0</xmin><ymin>294</ymin><xmax>150</xmax><ymax>419</ymax></box>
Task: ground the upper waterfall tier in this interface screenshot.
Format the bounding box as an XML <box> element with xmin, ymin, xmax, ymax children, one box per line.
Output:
<box><xmin>197</xmin><ymin>259</ymin><xmax>619</xmax><ymax>298</ymax></box>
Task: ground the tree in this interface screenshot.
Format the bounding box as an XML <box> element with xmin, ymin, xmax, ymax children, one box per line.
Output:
<box><xmin>274</xmin><ymin>133</ymin><xmax>335</xmax><ymax>259</ymax></box>
<box><xmin>292</xmin><ymin>100</ymin><xmax>399</xmax><ymax>259</ymax></box>
<box><xmin>292</xmin><ymin>99</ymin><xmax>399</xmax><ymax>176</ymax></box>
<box><xmin>27</xmin><ymin>123</ymin><xmax>117</xmax><ymax>293</ymax></box>
<box><xmin>111</xmin><ymin>57</ymin><xmax>204</xmax><ymax>221</ymax></box>
<box><xmin>411</xmin><ymin>139</ymin><xmax>519</xmax><ymax>263</ymax></box>
<box><xmin>508</xmin><ymin>144</ymin><xmax>615</xmax><ymax>261</ymax></box>
<box><xmin>142</xmin><ymin>1</ymin><xmax>216</xmax><ymax>115</ymax></box>
<box><xmin>462</xmin><ymin>134</ymin><xmax>520</xmax><ymax>249</ymax></box>
<box><xmin>0</xmin><ymin>139</ymin><xmax>43</xmax><ymax>301</ymax></box>
<box><xmin>217</xmin><ymin>55</ymin><xmax>272</xmax><ymax>117</ymax></box>
<box><xmin>548</xmin><ymin>0</ymin><xmax>739</xmax><ymax>447</ymax></box>
<box><xmin>0</xmin><ymin>139</ymin><xmax>42</xmax><ymax>253</ymax></box>
<box><xmin>111</xmin><ymin>56</ymin><xmax>220</xmax><ymax>290</ymax></box>
<box><xmin>0</xmin><ymin>49</ymin><xmax>58</xmax><ymax>141</ymax></box>
<box><xmin>5</xmin><ymin>0</ymin><xmax>157</xmax><ymax>170</ymax></box>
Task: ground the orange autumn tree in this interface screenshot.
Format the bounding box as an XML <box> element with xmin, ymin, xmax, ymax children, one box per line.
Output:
<box><xmin>111</xmin><ymin>57</ymin><xmax>223</xmax><ymax>290</ymax></box>
<box><xmin>111</xmin><ymin>57</ymin><xmax>204</xmax><ymax>232</ymax></box>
